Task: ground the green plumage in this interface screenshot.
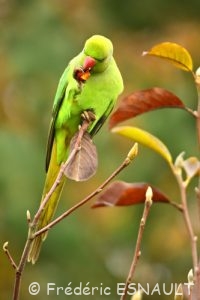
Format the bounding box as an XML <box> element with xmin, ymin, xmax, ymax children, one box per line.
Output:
<box><xmin>28</xmin><ymin>35</ymin><xmax>124</xmax><ymax>263</ymax></box>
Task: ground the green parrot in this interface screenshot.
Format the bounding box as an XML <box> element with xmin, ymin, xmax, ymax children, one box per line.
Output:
<box><xmin>28</xmin><ymin>34</ymin><xmax>124</xmax><ymax>264</ymax></box>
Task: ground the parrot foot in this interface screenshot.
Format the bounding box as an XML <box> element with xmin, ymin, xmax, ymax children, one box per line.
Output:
<box><xmin>81</xmin><ymin>110</ymin><xmax>96</xmax><ymax>123</ymax></box>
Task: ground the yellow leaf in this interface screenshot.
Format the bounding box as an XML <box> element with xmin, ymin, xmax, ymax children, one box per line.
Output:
<box><xmin>112</xmin><ymin>126</ymin><xmax>172</xmax><ymax>165</ymax></box>
<box><xmin>143</xmin><ymin>42</ymin><xmax>193</xmax><ymax>72</ymax></box>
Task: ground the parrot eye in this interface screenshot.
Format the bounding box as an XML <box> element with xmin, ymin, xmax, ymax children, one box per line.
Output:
<box><xmin>95</xmin><ymin>57</ymin><xmax>106</xmax><ymax>63</ymax></box>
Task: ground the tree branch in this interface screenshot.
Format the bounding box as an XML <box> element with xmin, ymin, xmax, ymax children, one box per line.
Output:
<box><xmin>195</xmin><ymin>70</ymin><xmax>200</xmax><ymax>147</ymax></box>
<box><xmin>33</xmin><ymin>119</ymin><xmax>90</xmax><ymax>227</ymax></box>
<box><xmin>11</xmin><ymin>118</ymin><xmax>92</xmax><ymax>300</ymax></box>
<box><xmin>174</xmin><ymin>171</ymin><xmax>199</xmax><ymax>276</ymax></box>
<box><xmin>120</xmin><ymin>187</ymin><xmax>153</xmax><ymax>300</ymax></box>
<box><xmin>11</xmin><ymin>118</ymin><xmax>138</xmax><ymax>300</ymax></box>
<box><xmin>34</xmin><ymin>143</ymin><xmax>138</xmax><ymax>237</ymax></box>
<box><xmin>3</xmin><ymin>242</ymin><xmax>17</xmax><ymax>270</ymax></box>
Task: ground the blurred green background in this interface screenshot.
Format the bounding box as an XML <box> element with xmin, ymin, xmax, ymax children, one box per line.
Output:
<box><xmin>1</xmin><ymin>0</ymin><xmax>200</xmax><ymax>299</ymax></box>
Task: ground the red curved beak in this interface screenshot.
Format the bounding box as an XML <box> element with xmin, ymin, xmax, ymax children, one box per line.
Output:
<box><xmin>83</xmin><ymin>56</ymin><xmax>96</xmax><ymax>70</ymax></box>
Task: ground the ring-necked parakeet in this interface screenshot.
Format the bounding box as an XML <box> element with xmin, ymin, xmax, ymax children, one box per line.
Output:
<box><xmin>28</xmin><ymin>35</ymin><xmax>124</xmax><ymax>264</ymax></box>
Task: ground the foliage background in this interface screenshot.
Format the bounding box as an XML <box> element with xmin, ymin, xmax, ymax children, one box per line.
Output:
<box><xmin>0</xmin><ymin>0</ymin><xmax>200</xmax><ymax>299</ymax></box>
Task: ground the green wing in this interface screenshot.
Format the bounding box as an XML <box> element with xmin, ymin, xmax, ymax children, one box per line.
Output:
<box><xmin>45</xmin><ymin>66</ymin><xmax>70</xmax><ymax>171</ymax></box>
<box><xmin>90</xmin><ymin>99</ymin><xmax>114</xmax><ymax>137</ymax></box>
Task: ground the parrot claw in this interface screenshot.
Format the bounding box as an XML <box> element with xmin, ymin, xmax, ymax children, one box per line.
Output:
<box><xmin>81</xmin><ymin>110</ymin><xmax>96</xmax><ymax>123</ymax></box>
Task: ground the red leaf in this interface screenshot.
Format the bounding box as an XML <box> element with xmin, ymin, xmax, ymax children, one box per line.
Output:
<box><xmin>109</xmin><ymin>87</ymin><xmax>186</xmax><ymax>129</ymax></box>
<box><xmin>92</xmin><ymin>181</ymin><xmax>173</xmax><ymax>208</ymax></box>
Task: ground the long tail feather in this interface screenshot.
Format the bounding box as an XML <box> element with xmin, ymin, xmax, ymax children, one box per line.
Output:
<box><xmin>28</xmin><ymin>141</ymin><xmax>65</xmax><ymax>264</ymax></box>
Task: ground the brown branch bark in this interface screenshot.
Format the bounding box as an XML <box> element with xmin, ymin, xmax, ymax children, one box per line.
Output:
<box><xmin>120</xmin><ymin>187</ymin><xmax>153</xmax><ymax>300</ymax></box>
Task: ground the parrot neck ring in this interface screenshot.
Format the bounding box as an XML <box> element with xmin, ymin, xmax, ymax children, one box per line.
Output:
<box><xmin>74</xmin><ymin>56</ymin><xmax>96</xmax><ymax>83</ymax></box>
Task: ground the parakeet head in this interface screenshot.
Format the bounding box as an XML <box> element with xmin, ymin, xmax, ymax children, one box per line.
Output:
<box><xmin>83</xmin><ymin>35</ymin><xmax>113</xmax><ymax>72</ymax></box>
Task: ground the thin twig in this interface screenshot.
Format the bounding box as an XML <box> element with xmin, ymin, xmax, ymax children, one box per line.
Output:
<box><xmin>175</xmin><ymin>171</ymin><xmax>199</xmax><ymax>278</ymax></box>
<box><xmin>11</xmin><ymin>135</ymin><xmax>137</xmax><ymax>300</ymax></box>
<box><xmin>196</xmin><ymin>186</ymin><xmax>200</xmax><ymax>226</ymax></box>
<box><xmin>12</xmin><ymin>238</ymin><xmax>33</xmax><ymax>300</ymax></box>
<box><xmin>34</xmin><ymin>144</ymin><xmax>138</xmax><ymax>237</ymax></box>
<box><xmin>33</xmin><ymin>119</ymin><xmax>90</xmax><ymax>227</ymax></box>
<box><xmin>3</xmin><ymin>242</ymin><xmax>17</xmax><ymax>270</ymax></box>
<box><xmin>195</xmin><ymin>71</ymin><xmax>200</xmax><ymax>300</ymax></box>
<box><xmin>120</xmin><ymin>187</ymin><xmax>153</xmax><ymax>300</ymax></box>
<box><xmin>195</xmin><ymin>75</ymin><xmax>200</xmax><ymax>147</ymax></box>
<box><xmin>12</xmin><ymin>119</ymin><xmax>91</xmax><ymax>300</ymax></box>
<box><xmin>195</xmin><ymin>75</ymin><xmax>200</xmax><ymax>227</ymax></box>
